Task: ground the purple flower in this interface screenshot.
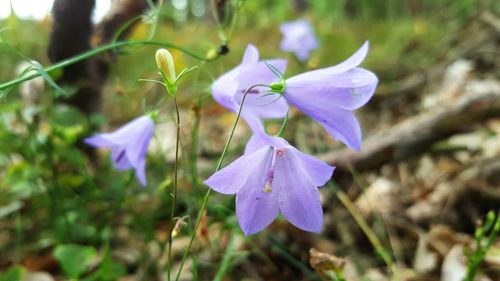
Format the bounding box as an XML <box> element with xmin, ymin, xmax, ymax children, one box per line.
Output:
<box><xmin>283</xmin><ymin>41</ymin><xmax>378</xmax><ymax>150</ymax></box>
<box><xmin>280</xmin><ymin>19</ymin><xmax>318</xmax><ymax>61</ymax></box>
<box><xmin>204</xmin><ymin>133</ymin><xmax>334</xmax><ymax>235</ymax></box>
<box><xmin>85</xmin><ymin>115</ymin><xmax>154</xmax><ymax>186</ymax></box>
<box><xmin>211</xmin><ymin>44</ymin><xmax>289</xmax><ymax>133</ymax></box>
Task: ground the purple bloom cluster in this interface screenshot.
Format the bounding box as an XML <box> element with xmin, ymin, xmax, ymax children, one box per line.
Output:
<box><xmin>207</xmin><ymin>40</ymin><xmax>378</xmax><ymax>235</ymax></box>
<box><xmin>83</xmin><ymin>21</ymin><xmax>377</xmax><ymax>236</ymax></box>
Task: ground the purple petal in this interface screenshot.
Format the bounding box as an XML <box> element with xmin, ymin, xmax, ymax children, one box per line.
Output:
<box><xmin>87</xmin><ymin>116</ymin><xmax>153</xmax><ymax>146</ymax></box>
<box><xmin>288</xmin><ymin>41</ymin><xmax>369</xmax><ymax>82</ymax></box>
<box><xmin>280</xmin><ymin>19</ymin><xmax>318</xmax><ymax>61</ymax></box>
<box><xmin>236</xmin><ymin>176</ymin><xmax>279</xmax><ymax>235</ymax></box>
<box><xmin>204</xmin><ymin>146</ymin><xmax>273</xmax><ymax>194</ymax></box>
<box><xmin>236</xmin><ymin>91</ymin><xmax>289</xmax><ymax>120</ymax></box>
<box><xmin>236</xmin><ymin>59</ymin><xmax>287</xmax><ymax>93</ymax></box>
<box><xmin>241</xmin><ymin>44</ymin><xmax>259</xmax><ymax>65</ymax></box>
<box><xmin>244</xmin><ymin>133</ymin><xmax>271</xmax><ymax>155</ymax></box>
<box><xmin>273</xmin><ymin>148</ymin><xmax>323</xmax><ymax>232</ymax></box>
<box><xmin>286</xmin><ymin>95</ymin><xmax>362</xmax><ymax>150</ymax></box>
<box><xmin>211</xmin><ymin>68</ymin><xmax>240</xmax><ymax>112</ymax></box>
<box><xmin>125</xmin><ymin>119</ymin><xmax>154</xmax><ymax>166</ymax></box>
<box><xmin>135</xmin><ymin>157</ymin><xmax>147</xmax><ymax>186</ymax></box>
<box><xmin>289</xmin><ymin>147</ymin><xmax>334</xmax><ymax>187</ymax></box>
<box><xmin>241</xmin><ymin>111</ymin><xmax>266</xmax><ymax>134</ymax></box>
<box><xmin>84</xmin><ymin>135</ymin><xmax>113</xmax><ymax>148</ymax></box>
<box><xmin>111</xmin><ymin>146</ymin><xmax>133</xmax><ymax>170</ymax></box>
<box><xmin>286</xmin><ymin>67</ymin><xmax>378</xmax><ymax>110</ymax></box>
<box><xmin>244</xmin><ymin>133</ymin><xmax>288</xmax><ymax>155</ymax></box>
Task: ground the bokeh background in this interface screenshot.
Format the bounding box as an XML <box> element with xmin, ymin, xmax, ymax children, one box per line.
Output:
<box><xmin>1</xmin><ymin>0</ymin><xmax>499</xmax><ymax>280</ymax></box>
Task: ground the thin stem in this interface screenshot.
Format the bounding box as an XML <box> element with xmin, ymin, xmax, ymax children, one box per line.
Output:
<box><xmin>330</xmin><ymin>182</ymin><xmax>395</xmax><ymax>274</ymax></box>
<box><xmin>213</xmin><ymin>231</ymin><xmax>237</xmax><ymax>281</ymax></box>
<box><xmin>189</xmin><ymin>102</ymin><xmax>202</xmax><ymax>186</ymax></box>
<box><xmin>174</xmin><ymin>84</ymin><xmax>268</xmax><ymax>281</ymax></box>
<box><xmin>0</xmin><ymin>39</ymin><xmax>219</xmax><ymax>91</ymax></box>
<box><xmin>167</xmin><ymin>97</ymin><xmax>181</xmax><ymax>281</ymax></box>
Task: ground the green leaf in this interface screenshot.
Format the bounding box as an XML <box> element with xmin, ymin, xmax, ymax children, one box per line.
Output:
<box><xmin>54</xmin><ymin>244</ymin><xmax>97</xmax><ymax>278</ymax></box>
<box><xmin>30</xmin><ymin>60</ymin><xmax>67</xmax><ymax>97</ymax></box>
<box><xmin>0</xmin><ymin>266</ymin><xmax>25</xmax><ymax>281</ymax></box>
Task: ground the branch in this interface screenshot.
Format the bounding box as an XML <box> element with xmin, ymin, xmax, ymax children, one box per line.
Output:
<box><xmin>319</xmin><ymin>80</ymin><xmax>500</xmax><ymax>172</ymax></box>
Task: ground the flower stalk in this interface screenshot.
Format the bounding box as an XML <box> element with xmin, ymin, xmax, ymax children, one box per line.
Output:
<box><xmin>174</xmin><ymin>84</ymin><xmax>269</xmax><ymax>281</ymax></box>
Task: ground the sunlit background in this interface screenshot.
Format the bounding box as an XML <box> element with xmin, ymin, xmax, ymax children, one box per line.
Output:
<box><xmin>0</xmin><ymin>0</ymin><xmax>207</xmax><ymax>22</ymax></box>
<box><xmin>0</xmin><ymin>0</ymin><xmax>111</xmax><ymax>22</ymax></box>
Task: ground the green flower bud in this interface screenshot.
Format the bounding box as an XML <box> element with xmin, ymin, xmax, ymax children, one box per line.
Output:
<box><xmin>155</xmin><ymin>48</ymin><xmax>176</xmax><ymax>82</ymax></box>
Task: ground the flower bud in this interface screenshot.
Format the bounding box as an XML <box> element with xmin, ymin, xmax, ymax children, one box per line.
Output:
<box><xmin>155</xmin><ymin>48</ymin><xmax>176</xmax><ymax>82</ymax></box>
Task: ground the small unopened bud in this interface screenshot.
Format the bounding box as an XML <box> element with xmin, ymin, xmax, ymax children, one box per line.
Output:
<box><xmin>155</xmin><ymin>48</ymin><xmax>176</xmax><ymax>82</ymax></box>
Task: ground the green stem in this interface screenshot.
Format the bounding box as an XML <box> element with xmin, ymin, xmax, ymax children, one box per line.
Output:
<box><xmin>174</xmin><ymin>84</ymin><xmax>268</xmax><ymax>281</ymax></box>
<box><xmin>167</xmin><ymin>96</ymin><xmax>181</xmax><ymax>281</ymax></box>
<box><xmin>189</xmin><ymin>102</ymin><xmax>202</xmax><ymax>186</ymax></box>
<box><xmin>331</xmin><ymin>183</ymin><xmax>395</xmax><ymax>274</ymax></box>
<box><xmin>213</xmin><ymin>231</ymin><xmax>237</xmax><ymax>281</ymax></box>
<box><xmin>0</xmin><ymin>39</ymin><xmax>219</xmax><ymax>91</ymax></box>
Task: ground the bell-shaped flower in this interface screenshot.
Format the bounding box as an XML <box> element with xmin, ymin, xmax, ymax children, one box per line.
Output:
<box><xmin>204</xmin><ymin>133</ymin><xmax>334</xmax><ymax>235</ymax></box>
<box><xmin>211</xmin><ymin>44</ymin><xmax>289</xmax><ymax>133</ymax></box>
<box><xmin>280</xmin><ymin>19</ymin><xmax>318</xmax><ymax>61</ymax></box>
<box><xmin>282</xmin><ymin>41</ymin><xmax>378</xmax><ymax>150</ymax></box>
<box><xmin>84</xmin><ymin>115</ymin><xmax>155</xmax><ymax>186</ymax></box>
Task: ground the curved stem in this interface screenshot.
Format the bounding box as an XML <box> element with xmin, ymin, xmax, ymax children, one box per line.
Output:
<box><xmin>0</xmin><ymin>39</ymin><xmax>219</xmax><ymax>91</ymax></box>
<box><xmin>167</xmin><ymin>96</ymin><xmax>181</xmax><ymax>281</ymax></box>
<box><xmin>174</xmin><ymin>84</ymin><xmax>268</xmax><ymax>281</ymax></box>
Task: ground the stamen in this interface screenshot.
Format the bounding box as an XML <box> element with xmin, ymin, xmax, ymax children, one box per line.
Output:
<box><xmin>263</xmin><ymin>181</ymin><xmax>273</xmax><ymax>193</ymax></box>
<box><xmin>263</xmin><ymin>147</ymin><xmax>277</xmax><ymax>192</ymax></box>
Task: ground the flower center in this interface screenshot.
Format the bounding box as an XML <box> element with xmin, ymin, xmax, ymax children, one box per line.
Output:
<box><xmin>263</xmin><ymin>148</ymin><xmax>287</xmax><ymax>193</ymax></box>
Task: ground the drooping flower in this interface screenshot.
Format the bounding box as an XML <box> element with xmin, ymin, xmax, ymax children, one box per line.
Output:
<box><xmin>85</xmin><ymin>115</ymin><xmax>155</xmax><ymax>186</ymax></box>
<box><xmin>281</xmin><ymin>41</ymin><xmax>378</xmax><ymax>150</ymax></box>
<box><xmin>204</xmin><ymin>133</ymin><xmax>334</xmax><ymax>235</ymax></box>
<box><xmin>211</xmin><ymin>44</ymin><xmax>289</xmax><ymax>133</ymax></box>
<box><xmin>280</xmin><ymin>19</ymin><xmax>318</xmax><ymax>61</ymax></box>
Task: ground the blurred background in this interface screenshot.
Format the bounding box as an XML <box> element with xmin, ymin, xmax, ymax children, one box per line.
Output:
<box><xmin>0</xmin><ymin>0</ymin><xmax>499</xmax><ymax>280</ymax></box>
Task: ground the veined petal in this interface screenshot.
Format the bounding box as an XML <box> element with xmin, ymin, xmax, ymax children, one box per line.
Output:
<box><xmin>211</xmin><ymin>44</ymin><xmax>260</xmax><ymax>112</ymax></box>
<box><xmin>286</xmin><ymin>96</ymin><xmax>362</xmax><ymax>150</ymax></box>
<box><xmin>236</xmin><ymin>59</ymin><xmax>287</xmax><ymax>94</ymax></box>
<box><xmin>236</xmin><ymin>176</ymin><xmax>279</xmax><ymax>235</ymax></box>
<box><xmin>87</xmin><ymin>116</ymin><xmax>153</xmax><ymax>146</ymax></box>
<box><xmin>274</xmin><ymin>149</ymin><xmax>323</xmax><ymax>233</ymax></box>
<box><xmin>244</xmin><ymin>133</ymin><xmax>271</xmax><ymax>155</ymax></box>
<box><xmin>244</xmin><ymin>133</ymin><xmax>288</xmax><ymax>155</ymax></box>
<box><xmin>288</xmin><ymin>147</ymin><xmax>335</xmax><ymax>187</ymax></box>
<box><xmin>204</xmin><ymin>146</ymin><xmax>273</xmax><ymax>194</ymax></box>
<box><xmin>286</xmin><ymin>67</ymin><xmax>378</xmax><ymax>110</ymax></box>
<box><xmin>287</xmin><ymin>41</ymin><xmax>370</xmax><ymax>82</ymax></box>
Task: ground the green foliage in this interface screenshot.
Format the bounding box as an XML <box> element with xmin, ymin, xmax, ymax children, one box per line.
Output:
<box><xmin>0</xmin><ymin>1</ymin><xmax>496</xmax><ymax>280</ymax></box>
<box><xmin>0</xmin><ymin>266</ymin><xmax>24</xmax><ymax>281</ymax></box>
<box><xmin>54</xmin><ymin>244</ymin><xmax>97</xmax><ymax>279</ymax></box>
<box><xmin>465</xmin><ymin>210</ymin><xmax>500</xmax><ymax>281</ymax></box>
